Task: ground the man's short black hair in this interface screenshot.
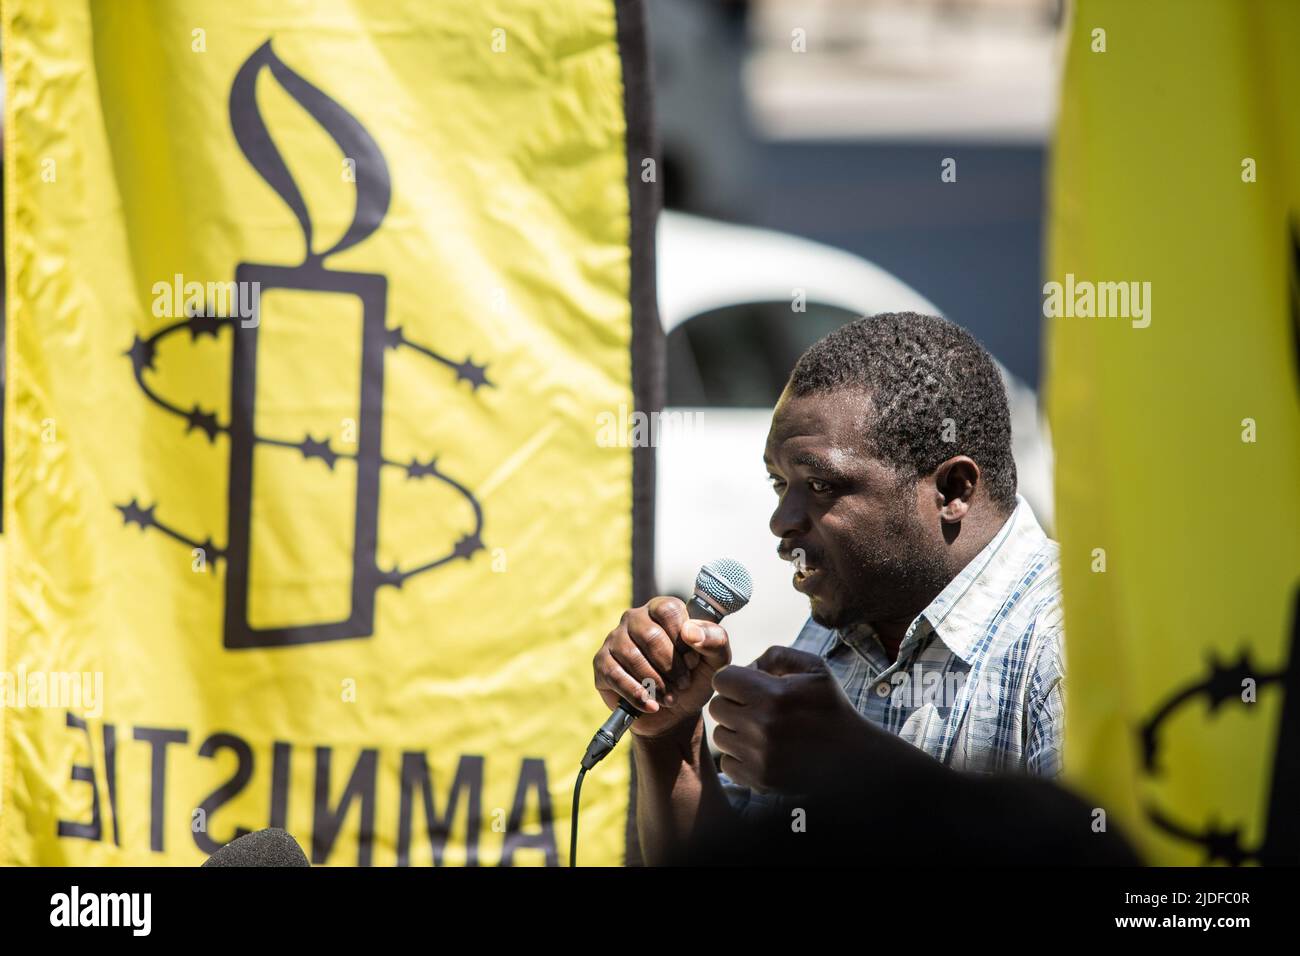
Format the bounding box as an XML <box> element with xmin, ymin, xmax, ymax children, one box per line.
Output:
<box><xmin>787</xmin><ymin>311</ymin><xmax>1018</xmax><ymax>511</ymax></box>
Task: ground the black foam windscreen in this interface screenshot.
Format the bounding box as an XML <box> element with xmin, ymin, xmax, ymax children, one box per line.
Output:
<box><xmin>201</xmin><ymin>827</ymin><xmax>310</xmax><ymax>867</ymax></box>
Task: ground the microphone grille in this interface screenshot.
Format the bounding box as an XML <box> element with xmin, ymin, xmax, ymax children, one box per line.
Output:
<box><xmin>696</xmin><ymin>558</ymin><xmax>753</xmax><ymax>615</ymax></box>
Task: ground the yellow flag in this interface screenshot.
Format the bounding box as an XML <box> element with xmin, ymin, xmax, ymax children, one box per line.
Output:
<box><xmin>1047</xmin><ymin>0</ymin><xmax>1300</xmax><ymax>864</ymax></box>
<box><xmin>1</xmin><ymin>0</ymin><xmax>660</xmax><ymax>866</ymax></box>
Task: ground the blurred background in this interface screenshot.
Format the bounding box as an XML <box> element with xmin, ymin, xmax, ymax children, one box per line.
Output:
<box><xmin>647</xmin><ymin>0</ymin><xmax>1064</xmax><ymax>668</ymax></box>
<box><xmin>0</xmin><ymin>0</ymin><xmax>1061</xmax><ymax>678</ymax></box>
<box><xmin>0</xmin><ymin>0</ymin><xmax>1068</xmax><ymax>665</ymax></box>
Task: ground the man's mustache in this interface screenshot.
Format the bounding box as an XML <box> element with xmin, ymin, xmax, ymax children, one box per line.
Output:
<box><xmin>777</xmin><ymin>545</ymin><xmax>825</xmax><ymax>568</ymax></box>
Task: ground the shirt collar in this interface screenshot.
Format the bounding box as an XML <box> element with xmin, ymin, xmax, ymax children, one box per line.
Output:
<box><xmin>831</xmin><ymin>496</ymin><xmax>1048</xmax><ymax>667</ymax></box>
<box><xmin>919</xmin><ymin>495</ymin><xmax>1048</xmax><ymax>664</ymax></box>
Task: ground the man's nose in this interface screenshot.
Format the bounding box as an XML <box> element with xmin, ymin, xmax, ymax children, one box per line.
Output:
<box><xmin>769</xmin><ymin>487</ymin><xmax>811</xmax><ymax>540</ymax></box>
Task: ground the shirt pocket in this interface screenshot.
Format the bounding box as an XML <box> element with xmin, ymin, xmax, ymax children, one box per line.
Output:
<box><xmin>948</xmin><ymin>697</ymin><xmax>1020</xmax><ymax>774</ymax></box>
<box><xmin>898</xmin><ymin>701</ymin><xmax>951</xmax><ymax>756</ymax></box>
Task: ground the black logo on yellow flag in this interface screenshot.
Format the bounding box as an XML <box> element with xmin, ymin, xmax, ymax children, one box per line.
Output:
<box><xmin>1135</xmin><ymin>220</ymin><xmax>1300</xmax><ymax>866</ymax></box>
<box><xmin>117</xmin><ymin>40</ymin><xmax>491</xmax><ymax>649</ymax></box>
<box><xmin>1139</xmin><ymin>239</ymin><xmax>1300</xmax><ymax>865</ymax></box>
<box><xmin>1138</xmin><ymin>587</ymin><xmax>1299</xmax><ymax>865</ymax></box>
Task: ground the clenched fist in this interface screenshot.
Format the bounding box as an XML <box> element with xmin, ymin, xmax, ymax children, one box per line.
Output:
<box><xmin>709</xmin><ymin>645</ymin><xmax>882</xmax><ymax>794</ymax></box>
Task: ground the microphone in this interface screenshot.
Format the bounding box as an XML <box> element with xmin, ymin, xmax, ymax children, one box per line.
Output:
<box><xmin>201</xmin><ymin>827</ymin><xmax>311</xmax><ymax>867</ymax></box>
<box><xmin>581</xmin><ymin>558</ymin><xmax>753</xmax><ymax>770</ymax></box>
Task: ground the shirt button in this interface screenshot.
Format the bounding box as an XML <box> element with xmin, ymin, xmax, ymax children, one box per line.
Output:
<box><xmin>875</xmin><ymin>681</ymin><xmax>891</xmax><ymax>697</ymax></box>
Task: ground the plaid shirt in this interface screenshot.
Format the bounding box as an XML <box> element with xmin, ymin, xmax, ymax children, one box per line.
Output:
<box><xmin>718</xmin><ymin>496</ymin><xmax>1065</xmax><ymax>818</ymax></box>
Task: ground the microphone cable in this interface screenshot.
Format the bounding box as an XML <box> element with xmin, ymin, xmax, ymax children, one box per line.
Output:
<box><xmin>569</xmin><ymin>767</ymin><xmax>585</xmax><ymax>867</ymax></box>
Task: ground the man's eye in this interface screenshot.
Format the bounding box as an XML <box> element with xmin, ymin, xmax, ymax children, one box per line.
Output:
<box><xmin>767</xmin><ymin>475</ymin><xmax>785</xmax><ymax>491</ymax></box>
<box><xmin>808</xmin><ymin>479</ymin><xmax>832</xmax><ymax>494</ymax></box>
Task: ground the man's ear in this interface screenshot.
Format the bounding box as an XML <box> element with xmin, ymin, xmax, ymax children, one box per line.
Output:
<box><xmin>933</xmin><ymin>456</ymin><xmax>980</xmax><ymax>523</ymax></box>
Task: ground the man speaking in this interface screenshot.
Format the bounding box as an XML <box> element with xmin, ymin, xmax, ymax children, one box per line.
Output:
<box><xmin>592</xmin><ymin>312</ymin><xmax>1065</xmax><ymax>864</ymax></box>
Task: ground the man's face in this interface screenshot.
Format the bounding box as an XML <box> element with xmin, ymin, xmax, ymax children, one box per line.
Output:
<box><xmin>764</xmin><ymin>386</ymin><xmax>947</xmax><ymax>631</ymax></box>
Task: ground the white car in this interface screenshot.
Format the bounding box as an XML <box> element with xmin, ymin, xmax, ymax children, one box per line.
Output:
<box><xmin>654</xmin><ymin>210</ymin><xmax>1053</xmax><ymax>669</ymax></box>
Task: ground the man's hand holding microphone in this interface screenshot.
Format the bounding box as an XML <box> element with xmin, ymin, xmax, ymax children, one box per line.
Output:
<box><xmin>582</xmin><ymin>560</ymin><xmax>750</xmax><ymax>771</ymax></box>
<box><xmin>592</xmin><ymin>595</ymin><xmax>733</xmax><ymax>738</ymax></box>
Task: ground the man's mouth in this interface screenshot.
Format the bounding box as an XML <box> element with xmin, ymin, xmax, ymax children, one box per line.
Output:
<box><xmin>793</xmin><ymin>565</ymin><xmax>825</xmax><ymax>594</ymax></box>
<box><xmin>780</xmin><ymin>547</ymin><xmax>828</xmax><ymax>594</ymax></box>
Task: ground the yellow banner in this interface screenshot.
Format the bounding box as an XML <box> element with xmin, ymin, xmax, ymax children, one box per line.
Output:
<box><xmin>2</xmin><ymin>0</ymin><xmax>659</xmax><ymax>865</ymax></box>
<box><xmin>1048</xmin><ymin>0</ymin><xmax>1300</xmax><ymax>864</ymax></box>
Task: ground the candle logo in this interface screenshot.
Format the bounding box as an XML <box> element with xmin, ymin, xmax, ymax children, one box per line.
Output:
<box><xmin>119</xmin><ymin>40</ymin><xmax>490</xmax><ymax>649</ymax></box>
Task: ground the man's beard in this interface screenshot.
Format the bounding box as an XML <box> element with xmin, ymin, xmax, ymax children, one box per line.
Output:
<box><xmin>810</xmin><ymin>504</ymin><xmax>948</xmax><ymax>633</ymax></box>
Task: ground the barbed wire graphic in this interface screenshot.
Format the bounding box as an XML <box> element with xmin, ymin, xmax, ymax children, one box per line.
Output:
<box><xmin>117</xmin><ymin>304</ymin><xmax>490</xmax><ymax>589</ymax></box>
<box><xmin>1138</xmin><ymin>649</ymin><xmax>1289</xmax><ymax>864</ymax></box>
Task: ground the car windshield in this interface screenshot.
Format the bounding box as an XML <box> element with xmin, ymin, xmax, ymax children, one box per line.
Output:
<box><xmin>665</xmin><ymin>302</ymin><xmax>860</xmax><ymax>407</ymax></box>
